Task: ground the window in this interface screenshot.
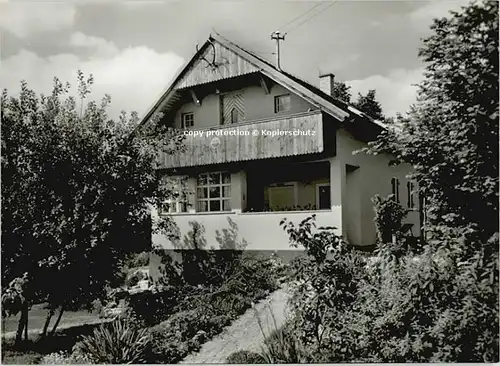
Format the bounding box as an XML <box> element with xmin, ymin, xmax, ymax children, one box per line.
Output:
<box><xmin>181</xmin><ymin>112</ymin><xmax>194</xmax><ymax>129</ymax></box>
<box><xmin>267</xmin><ymin>182</ymin><xmax>297</xmax><ymax>211</ymax></box>
<box><xmin>221</xmin><ymin>93</ymin><xmax>244</xmax><ymax>124</ymax></box>
<box><xmin>274</xmin><ymin>94</ymin><xmax>291</xmax><ymax>113</ymax></box>
<box><xmin>159</xmin><ymin>197</ymin><xmax>188</xmax><ymax>214</ymax></box>
<box><xmin>197</xmin><ymin>172</ymin><xmax>231</xmax><ymax>212</ymax></box>
<box><xmin>231</xmin><ymin>108</ymin><xmax>239</xmax><ymax>124</ymax></box>
<box><xmin>407</xmin><ymin>181</ymin><xmax>416</xmax><ymax>209</ymax></box>
<box><xmin>391</xmin><ymin>177</ymin><xmax>400</xmax><ymax>203</ymax></box>
<box><xmin>158</xmin><ymin>176</ymin><xmax>189</xmax><ymax>215</ymax></box>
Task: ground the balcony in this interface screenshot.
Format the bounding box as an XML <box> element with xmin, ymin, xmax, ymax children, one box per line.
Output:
<box><xmin>159</xmin><ymin>111</ymin><xmax>324</xmax><ymax>169</ymax></box>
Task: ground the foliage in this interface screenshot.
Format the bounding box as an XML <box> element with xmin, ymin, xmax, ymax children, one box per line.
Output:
<box><xmin>1</xmin><ymin>71</ymin><xmax>183</xmax><ymax>342</ymax></box>
<box><xmin>276</xmin><ymin>1</ymin><xmax>498</xmax><ymax>363</ymax></box>
<box><xmin>362</xmin><ymin>0</ymin><xmax>498</xmax><ymax>240</ymax></box>
<box><xmin>75</xmin><ymin>319</ymin><xmax>150</xmax><ymax>364</ymax></box>
<box><xmin>372</xmin><ymin>194</ymin><xmax>408</xmax><ymax>244</ymax></box>
<box><xmin>126</xmin><ymin>251</ymin><xmax>150</xmax><ymax>268</ymax></box>
<box><xmin>123</xmin><ymin>285</ymin><xmax>192</xmax><ymax>327</ymax></box>
<box><xmin>147</xmin><ymin>255</ymin><xmax>280</xmax><ymax>363</ymax></box>
<box><xmin>226</xmin><ymin>350</ymin><xmax>267</xmax><ymax>364</ymax></box>
<box><xmin>331</xmin><ymin>81</ymin><xmax>352</xmax><ymax>103</ymax></box>
<box><xmin>353</xmin><ymin>89</ymin><xmax>385</xmax><ymax>120</ymax></box>
<box><xmin>279</xmin><ymin>216</ymin><xmax>368</xmax><ymax>360</ymax></box>
<box><xmin>255</xmin><ymin>306</ymin><xmax>307</xmax><ymax>363</ymax></box>
<box><xmin>39</xmin><ymin>350</ymin><xmax>93</xmax><ymax>364</ymax></box>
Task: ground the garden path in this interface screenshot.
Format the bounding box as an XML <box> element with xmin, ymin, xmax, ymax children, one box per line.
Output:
<box><xmin>180</xmin><ymin>285</ymin><xmax>291</xmax><ymax>364</ymax></box>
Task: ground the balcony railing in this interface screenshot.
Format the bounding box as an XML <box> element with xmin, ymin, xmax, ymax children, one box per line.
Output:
<box><xmin>159</xmin><ymin>111</ymin><xmax>324</xmax><ymax>168</ymax></box>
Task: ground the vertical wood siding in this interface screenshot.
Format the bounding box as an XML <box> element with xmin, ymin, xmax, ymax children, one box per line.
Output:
<box><xmin>177</xmin><ymin>42</ymin><xmax>259</xmax><ymax>89</ymax></box>
<box><xmin>160</xmin><ymin>111</ymin><xmax>324</xmax><ymax>168</ymax></box>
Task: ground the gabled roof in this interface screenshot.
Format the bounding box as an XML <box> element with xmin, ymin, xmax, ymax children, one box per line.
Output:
<box><xmin>137</xmin><ymin>32</ymin><xmax>387</xmax><ymax>132</ymax></box>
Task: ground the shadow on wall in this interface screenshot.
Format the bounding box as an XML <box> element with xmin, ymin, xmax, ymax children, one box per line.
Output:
<box><xmin>151</xmin><ymin>217</ymin><xmax>247</xmax><ymax>286</ymax></box>
<box><xmin>150</xmin><ymin>217</ymin><xmax>301</xmax><ymax>285</ymax></box>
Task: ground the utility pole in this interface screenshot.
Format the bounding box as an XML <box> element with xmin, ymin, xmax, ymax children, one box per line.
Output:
<box><xmin>270</xmin><ymin>31</ymin><xmax>285</xmax><ymax>70</ymax></box>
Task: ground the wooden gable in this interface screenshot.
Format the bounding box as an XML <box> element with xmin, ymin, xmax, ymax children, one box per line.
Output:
<box><xmin>176</xmin><ymin>40</ymin><xmax>259</xmax><ymax>89</ymax></box>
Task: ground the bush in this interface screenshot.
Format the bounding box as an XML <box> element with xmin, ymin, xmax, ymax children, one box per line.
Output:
<box><xmin>279</xmin><ymin>212</ymin><xmax>499</xmax><ymax>363</ymax></box>
<box><xmin>75</xmin><ymin>319</ymin><xmax>150</xmax><ymax>364</ymax></box>
<box><xmin>124</xmin><ymin>285</ymin><xmax>191</xmax><ymax>327</ymax></box>
<box><xmin>147</xmin><ymin>255</ymin><xmax>282</xmax><ymax>363</ymax></box>
<box><xmin>39</xmin><ymin>351</ymin><xmax>93</xmax><ymax>365</ymax></box>
<box><xmin>226</xmin><ymin>350</ymin><xmax>267</xmax><ymax>364</ymax></box>
<box><xmin>372</xmin><ymin>194</ymin><xmax>407</xmax><ymax>244</ymax></box>
<box><xmin>148</xmin><ymin>307</ymin><xmax>232</xmax><ymax>363</ymax></box>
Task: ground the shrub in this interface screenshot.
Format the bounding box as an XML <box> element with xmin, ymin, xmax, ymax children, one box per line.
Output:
<box><xmin>75</xmin><ymin>319</ymin><xmax>150</xmax><ymax>364</ymax></box>
<box><xmin>226</xmin><ymin>350</ymin><xmax>267</xmax><ymax>364</ymax></box>
<box><xmin>124</xmin><ymin>285</ymin><xmax>191</xmax><ymax>326</ymax></box>
<box><xmin>39</xmin><ymin>351</ymin><xmax>93</xmax><ymax>365</ymax></box>
<box><xmin>148</xmin><ymin>307</ymin><xmax>233</xmax><ymax>363</ymax></box>
<box><xmin>372</xmin><ymin>194</ymin><xmax>407</xmax><ymax>244</ymax></box>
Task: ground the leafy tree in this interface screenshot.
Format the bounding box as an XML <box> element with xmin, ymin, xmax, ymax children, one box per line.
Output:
<box><xmin>1</xmin><ymin>71</ymin><xmax>183</xmax><ymax>344</ymax></box>
<box><xmin>353</xmin><ymin>89</ymin><xmax>385</xmax><ymax>120</ymax></box>
<box><xmin>364</xmin><ymin>0</ymin><xmax>498</xmax><ymax>240</ymax></box>
<box><xmin>332</xmin><ymin>81</ymin><xmax>352</xmax><ymax>103</ymax></box>
<box><xmin>274</xmin><ymin>0</ymin><xmax>498</xmax><ymax>362</ymax></box>
<box><xmin>359</xmin><ymin>0</ymin><xmax>499</xmax><ymax>360</ymax></box>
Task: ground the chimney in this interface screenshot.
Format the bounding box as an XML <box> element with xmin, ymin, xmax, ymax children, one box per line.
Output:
<box><xmin>319</xmin><ymin>73</ymin><xmax>335</xmax><ymax>96</ymax></box>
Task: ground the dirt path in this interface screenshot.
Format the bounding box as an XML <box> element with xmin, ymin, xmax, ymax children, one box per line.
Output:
<box><xmin>180</xmin><ymin>286</ymin><xmax>291</xmax><ymax>364</ymax></box>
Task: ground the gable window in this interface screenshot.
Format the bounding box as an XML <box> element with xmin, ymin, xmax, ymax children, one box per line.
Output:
<box><xmin>197</xmin><ymin>172</ymin><xmax>231</xmax><ymax>212</ymax></box>
<box><xmin>221</xmin><ymin>93</ymin><xmax>244</xmax><ymax>125</ymax></box>
<box><xmin>231</xmin><ymin>108</ymin><xmax>239</xmax><ymax>124</ymax></box>
<box><xmin>391</xmin><ymin>177</ymin><xmax>400</xmax><ymax>203</ymax></box>
<box><xmin>407</xmin><ymin>181</ymin><xmax>416</xmax><ymax>209</ymax></box>
<box><xmin>181</xmin><ymin>112</ymin><xmax>194</xmax><ymax>129</ymax></box>
<box><xmin>274</xmin><ymin>94</ymin><xmax>291</xmax><ymax>113</ymax></box>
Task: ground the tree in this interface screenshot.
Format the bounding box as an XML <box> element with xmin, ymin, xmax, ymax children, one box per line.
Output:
<box><xmin>265</xmin><ymin>1</ymin><xmax>497</xmax><ymax>363</ymax></box>
<box><xmin>1</xmin><ymin>71</ymin><xmax>183</xmax><ymax>344</ymax></box>
<box><xmin>332</xmin><ymin>81</ymin><xmax>352</xmax><ymax>103</ymax></box>
<box><xmin>365</xmin><ymin>0</ymin><xmax>498</xmax><ymax>239</ymax></box>
<box><xmin>353</xmin><ymin>89</ymin><xmax>385</xmax><ymax>120</ymax></box>
<box><xmin>359</xmin><ymin>0</ymin><xmax>498</xmax><ymax>360</ymax></box>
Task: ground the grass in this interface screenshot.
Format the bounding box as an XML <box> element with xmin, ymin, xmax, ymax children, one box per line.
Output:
<box><xmin>2</xmin><ymin>303</ymin><xmax>100</xmax><ymax>336</ymax></box>
<box><xmin>2</xmin><ymin>314</ymin><xmax>108</xmax><ymax>364</ymax></box>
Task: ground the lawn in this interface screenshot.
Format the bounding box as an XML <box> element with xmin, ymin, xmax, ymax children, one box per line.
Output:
<box><xmin>2</xmin><ymin>303</ymin><xmax>101</xmax><ymax>336</ymax></box>
<box><xmin>2</xmin><ymin>303</ymin><xmax>103</xmax><ymax>364</ymax></box>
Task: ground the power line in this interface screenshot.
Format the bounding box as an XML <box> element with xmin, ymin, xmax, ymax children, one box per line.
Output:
<box><xmin>284</xmin><ymin>1</ymin><xmax>339</xmax><ymax>36</ymax></box>
<box><xmin>277</xmin><ymin>2</ymin><xmax>326</xmax><ymax>34</ymax></box>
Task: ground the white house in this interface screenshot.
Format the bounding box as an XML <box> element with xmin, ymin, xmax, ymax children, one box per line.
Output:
<box><xmin>137</xmin><ymin>33</ymin><xmax>420</xmax><ymax>256</ymax></box>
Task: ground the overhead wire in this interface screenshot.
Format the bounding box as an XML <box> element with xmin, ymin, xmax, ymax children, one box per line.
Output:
<box><xmin>276</xmin><ymin>2</ymin><xmax>326</xmax><ymax>34</ymax></box>
<box><xmin>283</xmin><ymin>1</ymin><xmax>339</xmax><ymax>36</ymax></box>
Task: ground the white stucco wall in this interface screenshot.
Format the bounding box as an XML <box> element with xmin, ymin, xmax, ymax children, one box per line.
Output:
<box><xmin>152</xmin><ymin>209</ymin><xmax>342</xmax><ymax>251</ymax></box>
<box><xmin>174</xmin><ymin>83</ymin><xmax>315</xmax><ymax>129</ymax></box>
<box><xmin>335</xmin><ymin>128</ymin><xmax>420</xmax><ymax>245</ymax></box>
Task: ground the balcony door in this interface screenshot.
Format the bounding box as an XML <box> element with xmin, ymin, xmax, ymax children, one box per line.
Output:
<box><xmin>221</xmin><ymin>92</ymin><xmax>244</xmax><ymax>125</ymax></box>
<box><xmin>316</xmin><ymin>183</ymin><xmax>331</xmax><ymax>210</ymax></box>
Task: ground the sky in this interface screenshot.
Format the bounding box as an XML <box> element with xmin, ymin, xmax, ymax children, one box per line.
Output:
<box><xmin>0</xmin><ymin>0</ymin><xmax>471</xmax><ymax>119</ymax></box>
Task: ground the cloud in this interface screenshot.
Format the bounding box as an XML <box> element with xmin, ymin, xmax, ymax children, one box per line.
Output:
<box><xmin>70</xmin><ymin>32</ymin><xmax>120</xmax><ymax>57</ymax></box>
<box><xmin>0</xmin><ymin>1</ymin><xmax>76</xmax><ymax>38</ymax></box>
<box><xmin>1</xmin><ymin>34</ymin><xmax>185</xmax><ymax>119</ymax></box>
<box><xmin>409</xmin><ymin>0</ymin><xmax>471</xmax><ymax>31</ymax></box>
<box><xmin>347</xmin><ymin>68</ymin><xmax>424</xmax><ymax>118</ymax></box>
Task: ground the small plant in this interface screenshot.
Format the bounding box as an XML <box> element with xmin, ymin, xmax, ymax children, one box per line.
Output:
<box><xmin>254</xmin><ymin>304</ymin><xmax>305</xmax><ymax>363</ymax></box>
<box><xmin>39</xmin><ymin>351</ymin><xmax>93</xmax><ymax>365</ymax></box>
<box><xmin>226</xmin><ymin>350</ymin><xmax>267</xmax><ymax>364</ymax></box>
<box><xmin>75</xmin><ymin>319</ymin><xmax>150</xmax><ymax>364</ymax></box>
